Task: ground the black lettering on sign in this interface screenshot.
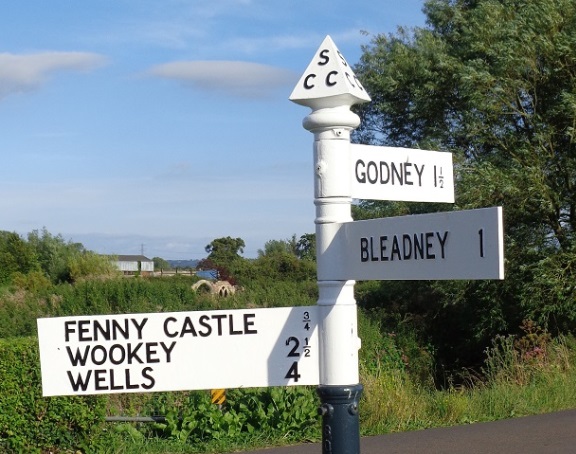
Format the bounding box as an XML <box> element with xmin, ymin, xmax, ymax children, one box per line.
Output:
<box><xmin>161</xmin><ymin>342</ymin><xmax>176</xmax><ymax>363</ymax></box>
<box><xmin>326</xmin><ymin>70</ymin><xmax>338</xmax><ymax>87</ymax></box>
<box><xmin>360</xmin><ymin>237</ymin><xmax>369</xmax><ymax>262</ymax></box>
<box><xmin>65</xmin><ymin>341</ymin><xmax>177</xmax><ymax>367</ymax></box>
<box><xmin>391</xmin><ymin>235</ymin><xmax>401</xmax><ymax>260</ymax></box>
<box><xmin>146</xmin><ymin>344</ymin><xmax>159</xmax><ymax>363</ymax></box>
<box><xmin>244</xmin><ymin>313</ymin><xmax>257</xmax><ymax>334</ymax></box>
<box><xmin>360</xmin><ymin>232</ymin><xmax>449</xmax><ymax>262</ymax></box>
<box><xmin>141</xmin><ymin>367</ymin><xmax>156</xmax><ymax>390</ymax></box>
<box><xmin>110</xmin><ymin>368</ymin><xmax>124</xmax><ymax>391</ymax></box>
<box><xmin>229</xmin><ymin>314</ymin><xmax>243</xmax><ymax>335</ymax></box>
<box><xmin>126</xmin><ymin>343</ymin><xmax>144</xmax><ymax>364</ymax></box>
<box><xmin>302</xmin><ymin>310</ymin><xmax>311</xmax><ymax>331</ymax></box>
<box><xmin>66</xmin><ymin>367</ymin><xmax>156</xmax><ymax>392</ymax></box>
<box><xmin>162</xmin><ymin>313</ymin><xmax>258</xmax><ymax>338</ymax></box>
<box><xmin>355</xmin><ymin>160</ymin><xmax>425</xmax><ymax>186</ymax></box>
<box><xmin>125</xmin><ymin>368</ymin><xmax>140</xmax><ymax>390</ymax></box>
<box><xmin>212</xmin><ymin>314</ymin><xmax>227</xmax><ymax>335</ymax></box>
<box><xmin>163</xmin><ymin>317</ymin><xmax>178</xmax><ymax>338</ymax></box>
<box><xmin>301</xmin><ymin>46</ymin><xmax>366</xmax><ymax>93</ymax></box>
<box><xmin>64</xmin><ymin>318</ymin><xmax>148</xmax><ymax>342</ymax></box>
<box><xmin>304</xmin><ymin>74</ymin><xmax>316</xmax><ymax>90</ymax></box>
<box><xmin>198</xmin><ymin>314</ymin><xmax>212</xmax><ymax>337</ymax></box>
<box><xmin>434</xmin><ymin>166</ymin><xmax>445</xmax><ymax>188</ymax></box>
<box><xmin>336</xmin><ymin>50</ymin><xmax>348</xmax><ymax>67</ymax></box>
<box><xmin>285</xmin><ymin>362</ymin><xmax>301</xmax><ymax>382</ymax></box>
<box><xmin>286</xmin><ymin>337</ymin><xmax>300</xmax><ymax>357</ymax></box>
<box><xmin>318</xmin><ymin>49</ymin><xmax>330</xmax><ymax>65</ymax></box>
<box><xmin>67</xmin><ymin>370</ymin><xmax>92</xmax><ymax>392</ymax></box>
<box><xmin>94</xmin><ymin>369</ymin><xmax>107</xmax><ymax>390</ymax></box>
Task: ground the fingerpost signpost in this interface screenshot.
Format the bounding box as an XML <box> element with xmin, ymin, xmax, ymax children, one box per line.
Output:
<box><xmin>37</xmin><ymin>35</ymin><xmax>504</xmax><ymax>454</ymax></box>
<box><xmin>289</xmin><ymin>35</ymin><xmax>504</xmax><ymax>454</ymax></box>
<box><xmin>38</xmin><ymin>306</ymin><xmax>320</xmax><ymax>396</ymax></box>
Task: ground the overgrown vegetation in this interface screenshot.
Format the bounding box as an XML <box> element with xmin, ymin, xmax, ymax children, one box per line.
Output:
<box><xmin>0</xmin><ymin>338</ymin><xmax>107</xmax><ymax>453</ymax></box>
<box><xmin>3</xmin><ymin>289</ymin><xmax>576</xmax><ymax>453</ymax></box>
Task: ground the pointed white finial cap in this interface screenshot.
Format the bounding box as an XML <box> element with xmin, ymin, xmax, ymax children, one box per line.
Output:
<box><xmin>290</xmin><ymin>35</ymin><xmax>371</xmax><ymax>110</ymax></box>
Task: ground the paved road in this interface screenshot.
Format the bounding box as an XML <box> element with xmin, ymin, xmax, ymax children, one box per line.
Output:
<box><xmin>247</xmin><ymin>409</ymin><xmax>576</xmax><ymax>454</ymax></box>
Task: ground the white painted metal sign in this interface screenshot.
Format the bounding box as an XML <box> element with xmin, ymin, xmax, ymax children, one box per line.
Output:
<box><xmin>289</xmin><ymin>35</ymin><xmax>371</xmax><ymax>109</ymax></box>
<box><xmin>350</xmin><ymin>144</ymin><xmax>455</xmax><ymax>203</ymax></box>
<box><xmin>318</xmin><ymin>207</ymin><xmax>504</xmax><ymax>281</ymax></box>
<box><xmin>37</xmin><ymin>306</ymin><xmax>319</xmax><ymax>396</ymax></box>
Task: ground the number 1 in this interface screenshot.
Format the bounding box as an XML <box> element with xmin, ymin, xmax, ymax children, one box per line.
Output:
<box><xmin>478</xmin><ymin>228</ymin><xmax>484</xmax><ymax>258</ymax></box>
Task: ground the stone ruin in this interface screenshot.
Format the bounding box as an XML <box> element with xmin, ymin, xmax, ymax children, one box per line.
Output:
<box><xmin>191</xmin><ymin>280</ymin><xmax>236</xmax><ymax>297</ymax></box>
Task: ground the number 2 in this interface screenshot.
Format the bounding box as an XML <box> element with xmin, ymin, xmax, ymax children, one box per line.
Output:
<box><xmin>286</xmin><ymin>337</ymin><xmax>300</xmax><ymax>357</ymax></box>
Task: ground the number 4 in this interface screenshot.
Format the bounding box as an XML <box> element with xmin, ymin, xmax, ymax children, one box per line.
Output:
<box><xmin>285</xmin><ymin>362</ymin><xmax>301</xmax><ymax>382</ymax></box>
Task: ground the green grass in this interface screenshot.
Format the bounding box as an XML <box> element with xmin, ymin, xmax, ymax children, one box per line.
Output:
<box><xmin>360</xmin><ymin>333</ymin><xmax>576</xmax><ymax>435</ymax></box>
<box><xmin>94</xmin><ymin>430</ymin><xmax>302</xmax><ymax>454</ymax></box>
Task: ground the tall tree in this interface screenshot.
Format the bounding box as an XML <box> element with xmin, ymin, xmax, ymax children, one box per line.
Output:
<box><xmin>356</xmin><ymin>0</ymin><xmax>576</xmax><ymax>245</ymax></box>
<box><xmin>0</xmin><ymin>231</ymin><xmax>39</xmax><ymax>285</ymax></box>
<box><xmin>27</xmin><ymin>228</ymin><xmax>85</xmax><ymax>283</ymax></box>
<box><xmin>352</xmin><ymin>0</ymin><xmax>576</xmax><ymax>370</ymax></box>
<box><xmin>205</xmin><ymin>237</ymin><xmax>245</xmax><ymax>265</ymax></box>
<box><xmin>257</xmin><ymin>235</ymin><xmax>299</xmax><ymax>258</ymax></box>
<box><xmin>296</xmin><ymin>233</ymin><xmax>316</xmax><ymax>261</ymax></box>
<box><xmin>253</xmin><ymin>235</ymin><xmax>316</xmax><ymax>281</ymax></box>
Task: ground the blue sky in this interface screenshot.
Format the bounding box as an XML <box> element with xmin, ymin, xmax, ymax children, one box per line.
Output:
<box><xmin>0</xmin><ymin>0</ymin><xmax>426</xmax><ymax>260</ymax></box>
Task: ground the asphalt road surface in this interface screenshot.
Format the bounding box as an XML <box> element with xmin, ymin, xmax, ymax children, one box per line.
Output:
<box><xmin>246</xmin><ymin>409</ymin><xmax>576</xmax><ymax>454</ymax></box>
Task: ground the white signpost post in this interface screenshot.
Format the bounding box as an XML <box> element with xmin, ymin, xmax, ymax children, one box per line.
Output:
<box><xmin>38</xmin><ymin>306</ymin><xmax>320</xmax><ymax>396</ymax></box>
<box><xmin>289</xmin><ymin>35</ymin><xmax>504</xmax><ymax>454</ymax></box>
<box><xmin>290</xmin><ymin>35</ymin><xmax>372</xmax><ymax>454</ymax></box>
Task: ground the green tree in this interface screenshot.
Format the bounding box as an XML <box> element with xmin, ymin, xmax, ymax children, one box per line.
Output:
<box><xmin>0</xmin><ymin>231</ymin><xmax>39</xmax><ymax>285</ymax></box>
<box><xmin>205</xmin><ymin>237</ymin><xmax>245</xmax><ymax>265</ymax></box>
<box><xmin>153</xmin><ymin>257</ymin><xmax>172</xmax><ymax>271</ymax></box>
<box><xmin>27</xmin><ymin>227</ymin><xmax>85</xmax><ymax>283</ymax></box>
<box><xmin>252</xmin><ymin>235</ymin><xmax>316</xmax><ymax>282</ymax></box>
<box><xmin>202</xmin><ymin>237</ymin><xmax>247</xmax><ymax>284</ymax></box>
<box><xmin>352</xmin><ymin>0</ymin><xmax>576</xmax><ymax>373</ymax></box>
<box><xmin>356</xmin><ymin>0</ymin><xmax>576</xmax><ymax>246</ymax></box>
<box><xmin>68</xmin><ymin>252</ymin><xmax>121</xmax><ymax>282</ymax></box>
<box><xmin>296</xmin><ymin>233</ymin><xmax>316</xmax><ymax>261</ymax></box>
<box><xmin>257</xmin><ymin>235</ymin><xmax>299</xmax><ymax>258</ymax></box>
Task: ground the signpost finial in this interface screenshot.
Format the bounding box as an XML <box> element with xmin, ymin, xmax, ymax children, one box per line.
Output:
<box><xmin>289</xmin><ymin>35</ymin><xmax>371</xmax><ymax>110</ymax></box>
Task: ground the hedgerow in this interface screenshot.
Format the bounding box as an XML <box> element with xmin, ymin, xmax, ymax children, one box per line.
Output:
<box><xmin>0</xmin><ymin>338</ymin><xmax>107</xmax><ymax>452</ymax></box>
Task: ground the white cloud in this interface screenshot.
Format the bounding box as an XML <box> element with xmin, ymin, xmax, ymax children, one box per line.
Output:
<box><xmin>148</xmin><ymin>60</ymin><xmax>297</xmax><ymax>98</ymax></box>
<box><xmin>0</xmin><ymin>51</ymin><xmax>108</xmax><ymax>100</ymax></box>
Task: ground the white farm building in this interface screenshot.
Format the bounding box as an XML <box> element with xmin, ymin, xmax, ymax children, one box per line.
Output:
<box><xmin>114</xmin><ymin>255</ymin><xmax>154</xmax><ymax>275</ymax></box>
